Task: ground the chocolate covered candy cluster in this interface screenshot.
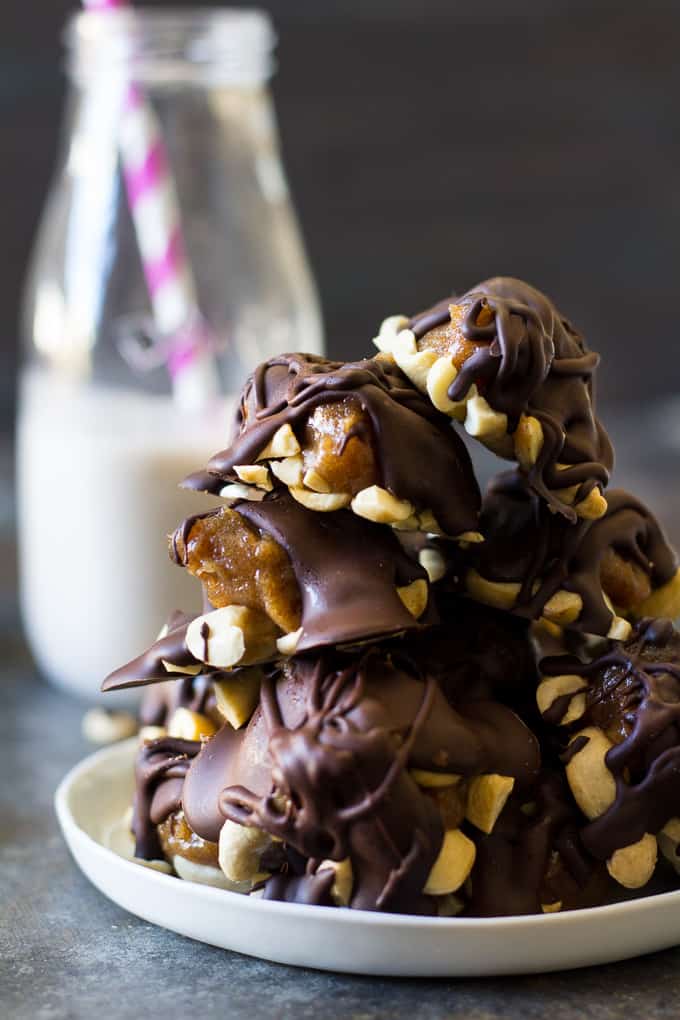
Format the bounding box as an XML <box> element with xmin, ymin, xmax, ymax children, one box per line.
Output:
<box><xmin>104</xmin><ymin>276</ymin><xmax>680</xmax><ymax>916</ymax></box>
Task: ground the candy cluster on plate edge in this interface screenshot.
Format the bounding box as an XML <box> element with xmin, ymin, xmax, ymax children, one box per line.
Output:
<box><xmin>103</xmin><ymin>276</ymin><xmax>680</xmax><ymax>916</ymax></box>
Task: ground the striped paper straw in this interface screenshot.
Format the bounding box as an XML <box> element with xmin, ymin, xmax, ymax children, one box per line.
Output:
<box><xmin>83</xmin><ymin>0</ymin><xmax>220</xmax><ymax>410</ymax></box>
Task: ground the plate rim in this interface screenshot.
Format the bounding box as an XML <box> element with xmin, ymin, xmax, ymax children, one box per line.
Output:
<box><xmin>54</xmin><ymin>737</ymin><xmax>680</xmax><ymax>934</ymax></box>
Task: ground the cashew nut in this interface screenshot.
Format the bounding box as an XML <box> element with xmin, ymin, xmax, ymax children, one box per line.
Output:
<box><xmin>466</xmin><ymin>569</ymin><xmax>520</xmax><ymax>611</ymax></box>
<box><xmin>606</xmin><ymin>834</ymin><xmax>658</xmax><ymax>889</ymax></box>
<box><xmin>565</xmin><ymin>727</ymin><xmax>616</xmax><ymax>821</ymax></box>
<box><xmin>213</xmin><ymin>669</ymin><xmax>262</xmax><ymax>729</ymax></box>
<box><xmin>218</xmin><ymin>820</ymin><xmax>273</xmax><ymax>885</ymax></box>
<box><xmin>351</xmin><ymin>485</ymin><xmax>414</xmax><ymax>525</ymax></box>
<box><xmin>424</xmin><ymin>829</ymin><xmax>477</xmax><ymax>896</ymax></box>
<box><xmin>396</xmin><ymin>579</ymin><xmax>429</xmax><ymax>619</ymax></box>
<box><xmin>514</xmin><ymin>414</ymin><xmax>544</xmax><ymax>470</ymax></box>
<box><xmin>465</xmin><ymin>774</ymin><xmax>515</xmax><ymax>835</ymax></box>
<box><xmin>167</xmin><ymin>707</ymin><xmax>217</xmax><ymax>742</ymax></box>
<box><xmin>317</xmin><ymin>858</ymin><xmax>353</xmax><ymax>906</ymax></box>
<box><xmin>257</xmin><ymin>424</ymin><xmax>301</xmax><ymax>460</ymax></box>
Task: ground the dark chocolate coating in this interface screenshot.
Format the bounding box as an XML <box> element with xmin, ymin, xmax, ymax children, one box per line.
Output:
<box><xmin>106</xmin><ymin>483</ymin><xmax>437</xmax><ymax>693</ymax></box>
<box><xmin>403</xmin><ymin>596</ymin><xmax>539</xmax><ymax>732</ymax></box>
<box><xmin>182</xmin><ymin>642</ymin><xmax>540</xmax><ymax>914</ymax></box>
<box><xmin>182</xmin><ymin>352</ymin><xmax>481</xmax><ymax>539</ymax></box>
<box><xmin>236</xmin><ymin>491</ymin><xmax>437</xmax><ymax>651</ymax></box>
<box><xmin>468</xmin><ymin>471</ymin><xmax>677</xmax><ymax>637</ymax></box>
<box><xmin>262</xmin><ymin>870</ymin><xmax>336</xmax><ymax>907</ymax></box>
<box><xmin>542</xmin><ymin>618</ymin><xmax>680</xmax><ymax>859</ymax></box>
<box><xmin>132</xmin><ymin>737</ymin><xmax>202</xmax><ymax>860</ymax></box>
<box><xmin>102</xmin><ymin>611</ymin><xmax>199</xmax><ymax>693</ymax></box>
<box><xmin>410</xmin><ymin>277</ymin><xmax>613</xmax><ymax>521</ymax></box>
<box><xmin>467</xmin><ymin>773</ymin><xmax>593</xmax><ymax>917</ymax></box>
<box><xmin>169</xmin><ymin>490</ymin><xmax>437</xmax><ymax>653</ymax></box>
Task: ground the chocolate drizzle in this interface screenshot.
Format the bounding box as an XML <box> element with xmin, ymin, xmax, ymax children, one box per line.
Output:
<box><xmin>132</xmin><ymin>737</ymin><xmax>202</xmax><ymax>859</ymax></box>
<box><xmin>104</xmin><ymin>271</ymin><xmax>680</xmax><ymax>917</ymax></box>
<box><xmin>468</xmin><ymin>472</ymin><xmax>677</xmax><ymax>637</ymax></box>
<box><xmin>543</xmin><ymin>619</ymin><xmax>680</xmax><ymax>858</ymax></box>
<box><xmin>410</xmin><ymin>278</ymin><xmax>613</xmax><ymax>521</ymax></box>
<box><xmin>182</xmin><ymin>353</ymin><xmax>481</xmax><ymax>539</ymax></box>
<box><xmin>179</xmin><ymin>643</ymin><xmax>540</xmax><ymax>913</ymax></box>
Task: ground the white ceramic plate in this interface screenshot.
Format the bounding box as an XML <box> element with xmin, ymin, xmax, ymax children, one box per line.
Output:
<box><xmin>55</xmin><ymin>739</ymin><xmax>680</xmax><ymax>976</ymax></box>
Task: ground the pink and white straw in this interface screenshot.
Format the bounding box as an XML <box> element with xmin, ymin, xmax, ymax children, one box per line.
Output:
<box><xmin>83</xmin><ymin>0</ymin><xmax>220</xmax><ymax>410</ymax></box>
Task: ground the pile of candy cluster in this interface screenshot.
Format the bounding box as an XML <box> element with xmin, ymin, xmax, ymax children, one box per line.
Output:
<box><xmin>104</xmin><ymin>277</ymin><xmax>680</xmax><ymax>916</ymax></box>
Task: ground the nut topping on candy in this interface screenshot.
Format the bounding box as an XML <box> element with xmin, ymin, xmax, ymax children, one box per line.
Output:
<box><xmin>182</xmin><ymin>353</ymin><xmax>481</xmax><ymax>542</ymax></box>
<box><xmin>375</xmin><ymin>277</ymin><xmax>613</xmax><ymax>522</ymax></box>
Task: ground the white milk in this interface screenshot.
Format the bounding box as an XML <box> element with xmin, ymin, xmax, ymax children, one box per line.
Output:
<box><xmin>17</xmin><ymin>369</ymin><xmax>232</xmax><ymax>701</ymax></box>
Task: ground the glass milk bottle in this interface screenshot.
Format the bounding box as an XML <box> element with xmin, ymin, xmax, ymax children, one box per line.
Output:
<box><xmin>18</xmin><ymin>8</ymin><xmax>323</xmax><ymax>699</ymax></box>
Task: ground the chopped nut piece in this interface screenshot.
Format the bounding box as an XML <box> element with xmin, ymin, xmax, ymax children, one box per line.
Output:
<box><xmin>167</xmin><ymin>707</ymin><xmax>217</xmax><ymax>742</ymax></box>
<box><xmin>396</xmin><ymin>579</ymin><xmax>429</xmax><ymax>619</ymax></box>
<box><xmin>606</xmin><ymin>834</ymin><xmax>658</xmax><ymax>889</ymax></box>
<box><xmin>161</xmin><ymin>659</ymin><xmax>201</xmax><ymax>676</ymax></box>
<box><xmin>410</xmin><ymin>769</ymin><xmax>461</xmax><ymax>789</ymax></box>
<box><xmin>173</xmin><ymin>856</ymin><xmax>250</xmax><ymax>891</ymax></box>
<box><xmin>234</xmin><ymin>464</ymin><xmax>273</xmax><ymax>490</ymax></box>
<box><xmin>542</xmin><ymin>590</ymin><xmax>583</xmax><ymax>626</ymax></box>
<box><xmin>514</xmin><ymin>414</ymin><xmax>544</xmax><ymax>470</ymax></box>
<box><xmin>257</xmin><ymin>424</ymin><xmax>301</xmax><ymax>460</ymax></box>
<box><xmin>417</xmin><ymin>510</ymin><xmax>444</xmax><ymax>535</ymax></box>
<box><xmin>214</xmin><ymin>669</ymin><xmax>262</xmax><ymax>729</ymax></box>
<box><xmin>138</xmin><ymin>725</ymin><xmax>167</xmax><ymax>745</ymax></box>
<box><xmin>575</xmin><ymin>487</ymin><xmax>607</xmax><ymax>520</ymax></box>
<box><xmin>218</xmin><ymin>820</ymin><xmax>272</xmax><ymax>885</ymax></box>
<box><xmin>394</xmin><ymin>348</ymin><xmax>438</xmax><ymax>391</ymax></box>
<box><xmin>289</xmin><ymin>487</ymin><xmax>351</xmax><ymax>512</ymax></box>
<box><xmin>466</xmin><ymin>569</ymin><xmax>521</xmax><ymax>611</ymax></box>
<box><xmin>456</xmin><ymin>530</ymin><xmax>484</xmax><ymax>545</ymax></box>
<box><xmin>418</xmin><ymin>548</ymin><xmax>447</xmax><ymax>583</ymax></box>
<box><xmin>186</xmin><ymin>605</ymin><xmax>279</xmax><ymax>669</ymax></box>
<box><xmin>424</xmin><ymin>829</ymin><xmax>477</xmax><ymax>895</ymax></box>
<box><xmin>219</xmin><ymin>482</ymin><xmax>266</xmax><ymax>503</ymax></box>
<box><xmin>351</xmin><ymin>485</ymin><xmax>414</xmax><ymax>525</ymax></box>
<box><xmin>391</xmin><ymin>328</ymin><xmax>418</xmax><ymax>356</ymax></box>
<box><xmin>270</xmin><ymin>455</ymin><xmax>304</xmax><ymax>487</ymax></box>
<box><xmin>302</xmin><ymin>467</ymin><xmax>331</xmax><ymax>493</ymax></box>
<box><xmin>466</xmin><ymin>774</ymin><xmax>515</xmax><ymax>834</ymax></box>
<box><xmin>565</xmin><ymin>727</ymin><xmax>616</xmax><ymax>821</ymax></box>
<box><xmin>276</xmin><ymin>626</ymin><xmax>304</xmax><ymax>656</ymax></box>
<box><xmin>376</xmin><ymin>314</ymin><xmax>410</xmax><ymax>341</ymax></box>
<box><xmin>658</xmin><ymin>819</ymin><xmax>680</xmax><ymax>875</ymax></box>
<box><xmin>536</xmin><ymin>674</ymin><xmax>588</xmax><ymax>724</ymax></box>
<box><xmin>317</xmin><ymin>858</ymin><xmax>354</xmax><ymax>906</ymax></box>
<box><xmin>426</xmin><ymin>357</ymin><xmax>468</xmax><ymax>419</ymax></box>
<box><xmin>607</xmin><ymin>616</ymin><xmax>633</xmax><ymax>641</ymax></box>
<box><xmin>464</xmin><ymin>394</ymin><xmax>508</xmax><ymax>440</ymax></box>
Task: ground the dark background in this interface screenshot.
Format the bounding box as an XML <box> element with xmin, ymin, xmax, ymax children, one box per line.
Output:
<box><xmin>4</xmin><ymin>0</ymin><xmax>680</xmax><ymax>433</ymax></box>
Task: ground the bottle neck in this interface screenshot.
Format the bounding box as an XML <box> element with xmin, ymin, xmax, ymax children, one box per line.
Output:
<box><xmin>66</xmin><ymin>8</ymin><xmax>276</xmax><ymax>88</ymax></box>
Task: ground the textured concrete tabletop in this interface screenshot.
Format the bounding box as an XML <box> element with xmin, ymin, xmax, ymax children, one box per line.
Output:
<box><xmin>4</xmin><ymin>424</ymin><xmax>680</xmax><ymax>1019</ymax></box>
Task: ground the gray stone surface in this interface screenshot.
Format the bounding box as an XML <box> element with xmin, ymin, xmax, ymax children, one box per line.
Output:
<box><xmin>4</xmin><ymin>429</ymin><xmax>680</xmax><ymax>1019</ymax></box>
